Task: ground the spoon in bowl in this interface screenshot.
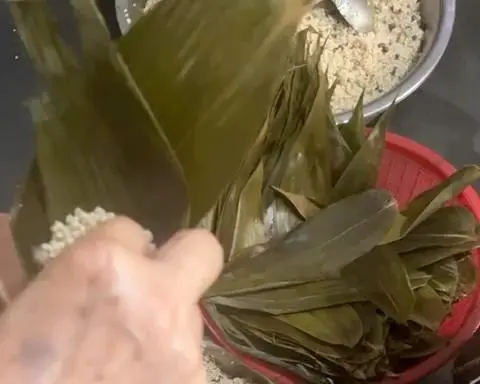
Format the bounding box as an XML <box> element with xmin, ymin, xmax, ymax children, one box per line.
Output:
<box><xmin>313</xmin><ymin>0</ymin><xmax>374</xmax><ymax>33</ymax></box>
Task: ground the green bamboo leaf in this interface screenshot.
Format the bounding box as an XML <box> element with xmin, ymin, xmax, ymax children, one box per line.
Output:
<box><xmin>8</xmin><ymin>0</ymin><xmax>78</xmax><ymax>83</ymax></box>
<box><xmin>326</xmin><ymin>78</ymin><xmax>339</xmax><ymax>102</ymax></box>
<box><xmin>231</xmin><ymin>163</ymin><xmax>266</xmax><ymax>253</ymax></box>
<box><xmin>10</xmin><ymin>161</ymin><xmax>50</xmax><ymax>276</ymax></box>
<box><xmin>261</xmin><ymin>79</ymin><xmax>296</xmax><ymax>195</ymax></box>
<box><xmin>380</xmin><ymin>213</ymin><xmax>408</xmax><ymax>244</ymax></box>
<box><xmin>298</xmin><ymin>59</ymin><xmax>332</xmax><ymax>205</ymax></box>
<box><xmin>362</xmin><ymin>310</ymin><xmax>389</xmax><ymax>351</ymax></box>
<box><xmin>119</xmin><ymin>0</ymin><xmax>307</xmax><ymax>224</ymax></box>
<box><xmin>332</xmin><ymin>102</ymin><xmax>394</xmax><ymax>201</ymax></box>
<box><xmin>402</xmin><ymin>241</ymin><xmax>479</xmax><ymax>270</ymax></box>
<box><xmin>328</xmin><ymin>120</ymin><xmax>353</xmax><ymax>186</ymax></box>
<box><xmin>409</xmin><ymin>285</ymin><xmax>449</xmax><ymax>331</ymax></box>
<box><xmin>388</xmin><ymin>324</ymin><xmax>445</xmax><ymax>360</ymax></box>
<box><xmin>216</xmin><ymin>163</ymin><xmax>266</xmax><ymax>260</ymax></box>
<box><xmin>354</xmin><ymin>303</ymin><xmax>379</xmax><ymax>336</ymax></box>
<box><xmin>215</xmin><ymin>188</ymin><xmax>243</xmax><ymax>259</ymax></box>
<box><xmin>342</xmin><ymin>245</ymin><xmax>415</xmax><ymax>323</ymax></box>
<box><xmin>203</xmin><ymin>303</ymin><xmax>256</xmax><ymax>350</ymax></box>
<box><xmin>455</xmin><ymin>255</ymin><xmax>477</xmax><ymax>299</ymax></box>
<box><xmin>215</xmin><ymin>117</ymin><xmax>273</xmax><ymax>260</ymax></box>
<box><xmin>263</xmin><ymin>194</ymin><xmax>302</xmax><ymax>241</ymax></box>
<box><xmin>408</xmin><ymin>270</ymin><xmax>433</xmax><ymax>290</ymax></box>
<box><xmin>423</xmin><ymin>258</ymin><xmax>459</xmax><ymax>301</ymax></box>
<box><xmin>393</xmin><ymin>206</ymin><xmax>477</xmax><ymax>253</ymax></box>
<box><xmin>229</xmin><ymin>309</ymin><xmax>386</xmax><ymax>380</ymax></box>
<box><xmin>11</xmin><ymin>0</ymin><xmax>188</xmax><ymax>264</ymax></box>
<box><xmin>276</xmin><ymin>143</ymin><xmax>319</xmax><ymax>201</ymax></box>
<box><xmin>340</xmin><ymin>91</ymin><xmax>365</xmax><ymax>153</ymax></box>
<box><xmin>207</xmin><ymin>269</ymin><xmax>428</xmax><ymax>314</ymax></box>
<box><xmin>231</xmin><ymin>312</ymin><xmax>347</xmax><ymax>359</ymax></box>
<box><xmin>401</xmin><ymin>165</ymin><xmax>480</xmax><ymax>234</ymax></box>
<box><xmin>69</xmin><ymin>0</ymin><xmax>111</xmax><ymax>59</ymax></box>
<box><xmin>30</xmin><ymin>80</ymin><xmax>187</xmax><ymax>243</ymax></box>
<box><xmin>278</xmin><ymin>306</ymin><xmax>364</xmax><ymax>348</ymax></box>
<box><xmin>231</xmin><ymin>324</ymin><xmax>338</xmax><ymax>383</ymax></box>
<box><xmin>196</xmin><ymin>205</ymin><xmax>218</xmax><ymax>232</ymax></box>
<box><xmin>271</xmin><ymin>186</ymin><xmax>319</xmax><ymax>219</ymax></box>
<box><xmin>26</xmin><ymin>5</ymin><xmax>185</xmax><ymax>232</ymax></box>
<box><xmin>400</xmin><ymin>334</ymin><xmax>445</xmax><ymax>359</ymax></box>
<box><xmin>263</xmin><ymin>31</ymin><xmax>325</xmax><ymax>203</ymax></box>
<box><xmin>319</xmin><ymin>310</ymin><xmax>388</xmax><ymax>380</ymax></box>
<box><xmin>209</xmin><ymin>189</ymin><xmax>398</xmax><ymax>296</ymax></box>
<box><xmin>207</xmin><ymin>278</ymin><xmax>363</xmax><ymax>314</ymax></box>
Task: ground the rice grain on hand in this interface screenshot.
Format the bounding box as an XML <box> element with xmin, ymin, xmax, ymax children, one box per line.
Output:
<box><xmin>35</xmin><ymin>207</ymin><xmax>251</xmax><ymax>384</ymax></box>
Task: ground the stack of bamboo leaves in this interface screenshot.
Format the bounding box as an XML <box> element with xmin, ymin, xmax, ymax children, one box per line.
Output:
<box><xmin>200</xmin><ymin>34</ymin><xmax>480</xmax><ymax>382</ymax></box>
<box><xmin>9</xmin><ymin>0</ymin><xmax>480</xmax><ymax>382</ymax></box>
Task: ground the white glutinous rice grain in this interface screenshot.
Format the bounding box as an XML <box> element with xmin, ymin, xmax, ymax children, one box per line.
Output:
<box><xmin>35</xmin><ymin>207</ymin><xmax>251</xmax><ymax>384</ymax></box>
<box><xmin>299</xmin><ymin>0</ymin><xmax>424</xmax><ymax>113</ymax></box>
<box><xmin>142</xmin><ymin>0</ymin><xmax>424</xmax><ymax>115</ymax></box>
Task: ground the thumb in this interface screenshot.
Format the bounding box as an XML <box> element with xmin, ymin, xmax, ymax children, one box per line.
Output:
<box><xmin>153</xmin><ymin>230</ymin><xmax>224</xmax><ymax>303</ymax></box>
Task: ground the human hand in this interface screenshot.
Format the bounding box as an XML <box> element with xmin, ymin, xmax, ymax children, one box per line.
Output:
<box><xmin>0</xmin><ymin>217</ymin><xmax>223</xmax><ymax>384</ymax></box>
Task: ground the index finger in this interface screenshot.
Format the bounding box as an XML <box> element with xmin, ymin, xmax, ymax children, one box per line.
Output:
<box><xmin>153</xmin><ymin>229</ymin><xmax>223</xmax><ymax>303</ymax></box>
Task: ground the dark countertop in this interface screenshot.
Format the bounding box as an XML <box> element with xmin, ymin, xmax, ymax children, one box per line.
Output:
<box><xmin>0</xmin><ymin>0</ymin><xmax>479</xmax><ymax>382</ymax></box>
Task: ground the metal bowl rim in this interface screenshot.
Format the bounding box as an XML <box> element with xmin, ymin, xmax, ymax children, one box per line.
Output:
<box><xmin>335</xmin><ymin>0</ymin><xmax>456</xmax><ymax>124</ymax></box>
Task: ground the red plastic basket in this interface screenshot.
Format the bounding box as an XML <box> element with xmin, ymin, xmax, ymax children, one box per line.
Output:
<box><xmin>202</xmin><ymin>132</ymin><xmax>480</xmax><ymax>384</ymax></box>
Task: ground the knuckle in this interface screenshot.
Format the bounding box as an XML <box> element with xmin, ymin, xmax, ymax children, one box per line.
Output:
<box><xmin>61</xmin><ymin>238</ymin><xmax>121</xmax><ymax>285</ymax></box>
<box><xmin>96</xmin><ymin>215</ymin><xmax>143</xmax><ymax>237</ymax></box>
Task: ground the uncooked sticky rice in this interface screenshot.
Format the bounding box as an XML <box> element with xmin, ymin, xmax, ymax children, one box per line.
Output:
<box><xmin>299</xmin><ymin>0</ymin><xmax>424</xmax><ymax>113</ymax></box>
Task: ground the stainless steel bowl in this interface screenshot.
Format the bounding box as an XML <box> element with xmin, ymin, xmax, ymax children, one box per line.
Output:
<box><xmin>115</xmin><ymin>0</ymin><xmax>456</xmax><ymax>124</ymax></box>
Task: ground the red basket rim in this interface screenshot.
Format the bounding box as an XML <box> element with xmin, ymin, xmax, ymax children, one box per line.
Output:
<box><xmin>202</xmin><ymin>131</ymin><xmax>480</xmax><ymax>384</ymax></box>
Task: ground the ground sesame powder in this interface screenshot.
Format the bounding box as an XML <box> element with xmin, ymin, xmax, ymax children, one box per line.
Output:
<box><xmin>35</xmin><ymin>207</ymin><xmax>251</xmax><ymax>384</ymax></box>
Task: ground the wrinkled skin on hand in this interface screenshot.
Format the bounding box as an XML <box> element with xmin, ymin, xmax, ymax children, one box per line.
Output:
<box><xmin>0</xmin><ymin>217</ymin><xmax>223</xmax><ymax>384</ymax></box>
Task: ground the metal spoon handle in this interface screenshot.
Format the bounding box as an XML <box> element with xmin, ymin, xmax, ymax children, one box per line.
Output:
<box><xmin>330</xmin><ymin>0</ymin><xmax>374</xmax><ymax>33</ymax></box>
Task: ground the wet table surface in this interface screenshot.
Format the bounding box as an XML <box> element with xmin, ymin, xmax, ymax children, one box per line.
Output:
<box><xmin>0</xmin><ymin>0</ymin><xmax>479</xmax><ymax>382</ymax></box>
